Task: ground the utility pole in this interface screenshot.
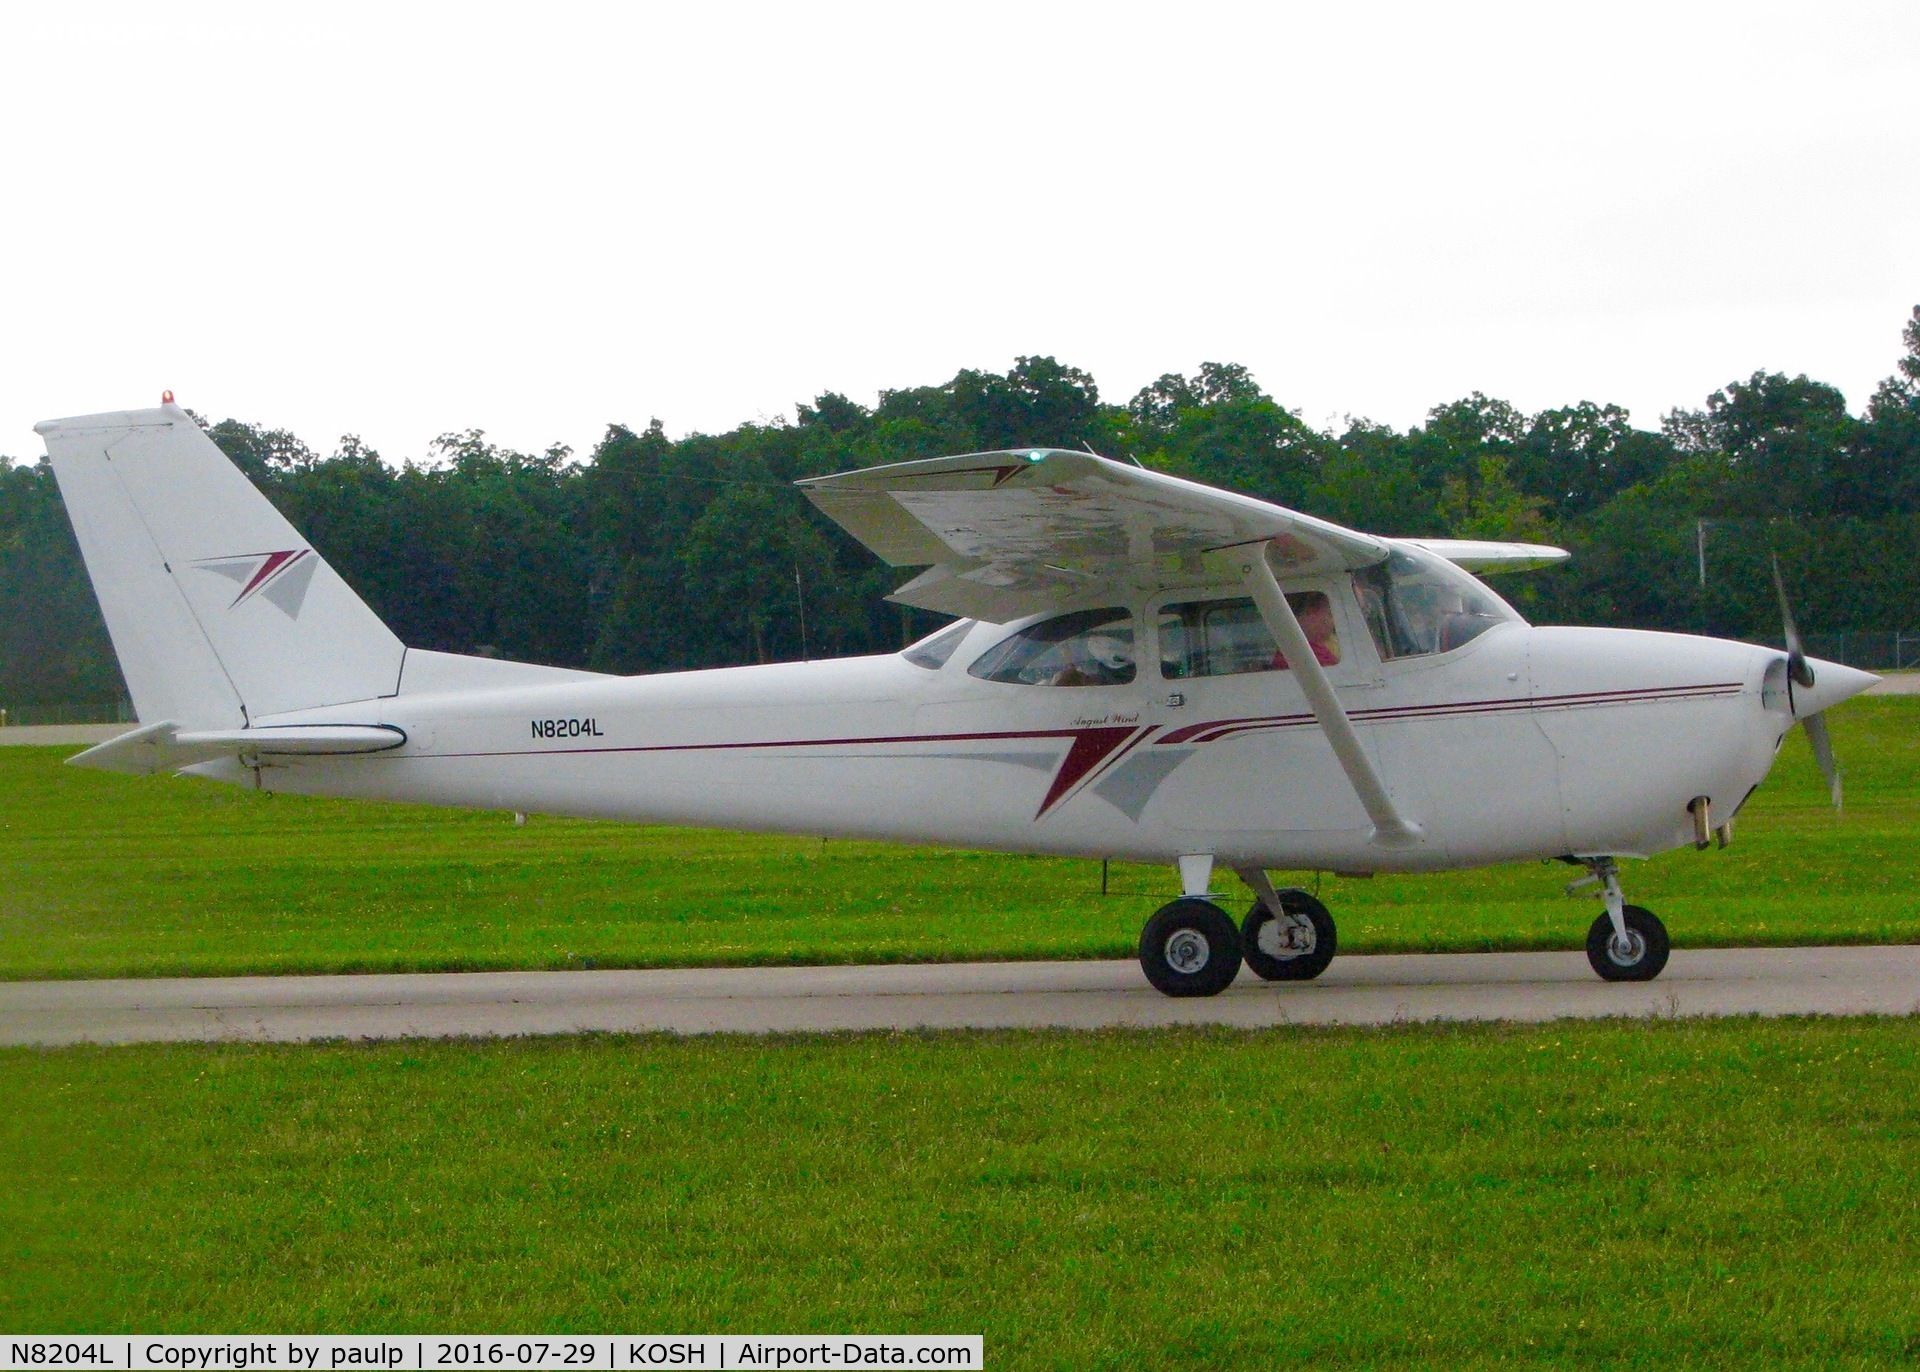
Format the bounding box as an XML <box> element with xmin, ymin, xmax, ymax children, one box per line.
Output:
<box><xmin>1696</xmin><ymin>519</ymin><xmax>1710</xmax><ymax>638</ymax></box>
<box><xmin>793</xmin><ymin>564</ymin><xmax>811</xmax><ymax>661</ymax></box>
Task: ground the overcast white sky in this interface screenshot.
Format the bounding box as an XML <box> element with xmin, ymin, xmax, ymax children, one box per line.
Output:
<box><xmin>3</xmin><ymin>2</ymin><xmax>1917</xmax><ymax>463</ymax></box>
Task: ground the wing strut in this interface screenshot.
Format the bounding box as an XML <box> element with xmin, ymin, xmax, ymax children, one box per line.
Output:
<box><xmin>1243</xmin><ymin>548</ymin><xmax>1422</xmax><ymax>848</ymax></box>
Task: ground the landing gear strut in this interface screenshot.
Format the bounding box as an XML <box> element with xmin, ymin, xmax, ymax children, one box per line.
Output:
<box><xmin>1137</xmin><ymin>858</ymin><xmax>1341</xmax><ymax>997</ymax></box>
<box><xmin>1573</xmin><ymin>857</ymin><xmax>1670</xmax><ymax>982</ymax></box>
<box><xmin>1237</xmin><ymin>865</ymin><xmax>1337</xmax><ymax>981</ymax></box>
<box><xmin>1139</xmin><ymin>853</ymin><xmax>1241</xmax><ymax>997</ymax></box>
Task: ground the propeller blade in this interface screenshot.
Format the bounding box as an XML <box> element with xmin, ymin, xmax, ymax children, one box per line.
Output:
<box><xmin>1803</xmin><ymin>710</ymin><xmax>1843</xmax><ymax>810</ymax></box>
<box><xmin>1770</xmin><ymin>553</ymin><xmax>1815</xmax><ymax>689</ymax></box>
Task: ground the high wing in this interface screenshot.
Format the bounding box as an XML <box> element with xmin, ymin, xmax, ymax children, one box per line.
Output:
<box><xmin>1405</xmin><ymin>538</ymin><xmax>1570</xmax><ymax>574</ymax></box>
<box><xmin>797</xmin><ymin>449</ymin><xmax>1391</xmax><ymax>620</ymax></box>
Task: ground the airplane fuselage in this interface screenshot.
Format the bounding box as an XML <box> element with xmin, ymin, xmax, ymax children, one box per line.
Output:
<box><xmin>223</xmin><ymin>619</ymin><xmax>1796</xmax><ymax>875</ymax></box>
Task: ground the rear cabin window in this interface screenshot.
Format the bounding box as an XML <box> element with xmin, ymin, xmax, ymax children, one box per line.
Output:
<box><xmin>1351</xmin><ymin>546</ymin><xmax>1521</xmax><ymax>659</ymax></box>
<box><xmin>968</xmin><ymin>608</ymin><xmax>1136</xmax><ymax>687</ymax></box>
<box><xmin>901</xmin><ymin>619</ymin><xmax>973</xmax><ymax>670</ymax></box>
<box><xmin>1158</xmin><ymin>592</ymin><xmax>1340</xmax><ymax>678</ymax></box>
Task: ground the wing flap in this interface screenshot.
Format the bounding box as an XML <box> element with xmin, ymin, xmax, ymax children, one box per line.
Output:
<box><xmin>800</xmin><ymin>449</ymin><xmax>1389</xmax><ymax>620</ymax></box>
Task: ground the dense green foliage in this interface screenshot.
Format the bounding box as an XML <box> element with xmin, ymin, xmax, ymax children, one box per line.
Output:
<box><xmin>5</xmin><ymin>311</ymin><xmax>1920</xmax><ymax>705</ymax></box>
<box><xmin>0</xmin><ymin>460</ymin><xmax>123</xmax><ymax>706</ymax></box>
<box><xmin>7</xmin><ymin>1017</ymin><xmax>1920</xmax><ymax>1366</ymax></box>
<box><xmin>0</xmin><ymin>697</ymin><xmax>1904</xmax><ymax>981</ymax></box>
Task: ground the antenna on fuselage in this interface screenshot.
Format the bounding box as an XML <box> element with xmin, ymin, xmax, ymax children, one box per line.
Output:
<box><xmin>1081</xmin><ymin>440</ymin><xmax>1147</xmax><ymax>470</ymax></box>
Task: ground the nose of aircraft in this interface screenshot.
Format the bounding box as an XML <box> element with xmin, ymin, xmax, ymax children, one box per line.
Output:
<box><xmin>1793</xmin><ymin>658</ymin><xmax>1879</xmax><ymax>718</ymax></box>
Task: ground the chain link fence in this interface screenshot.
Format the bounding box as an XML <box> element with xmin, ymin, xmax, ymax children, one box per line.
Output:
<box><xmin>1784</xmin><ymin>633</ymin><xmax>1920</xmax><ymax>672</ymax></box>
<box><xmin>0</xmin><ymin>700</ymin><xmax>137</xmax><ymax>727</ymax></box>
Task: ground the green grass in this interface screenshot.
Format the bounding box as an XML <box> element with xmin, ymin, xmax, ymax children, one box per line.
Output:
<box><xmin>5</xmin><ymin>1018</ymin><xmax>1920</xmax><ymax>1366</ymax></box>
<box><xmin>2</xmin><ymin>697</ymin><xmax>1915</xmax><ymax>981</ymax></box>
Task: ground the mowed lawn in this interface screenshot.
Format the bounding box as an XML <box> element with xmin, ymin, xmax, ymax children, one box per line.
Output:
<box><xmin>1</xmin><ymin>697</ymin><xmax>1915</xmax><ymax>981</ymax></box>
<box><xmin>4</xmin><ymin>1018</ymin><xmax>1919</xmax><ymax>1366</ymax></box>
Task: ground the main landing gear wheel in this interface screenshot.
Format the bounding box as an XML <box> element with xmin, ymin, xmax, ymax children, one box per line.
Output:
<box><xmin>1139</xmin><ymin>898</ymin><xmax>1243</xmax><ymax>998</ymax></box>
<box><xmin>1586</xmin><ymin>905</ymin><xmax>1670</xmax><ymax>982</ymax></box>
<box><xmin>1242</xmin><ymin>888</ymin><xmax>1338</xmax><ymax>981</ymax></box>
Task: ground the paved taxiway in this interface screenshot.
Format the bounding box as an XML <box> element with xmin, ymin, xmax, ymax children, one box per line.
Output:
<box><xmin>3</xmin><ymin>946</ymin><xmax>1916</xmax><ymax>1046</ymax></box>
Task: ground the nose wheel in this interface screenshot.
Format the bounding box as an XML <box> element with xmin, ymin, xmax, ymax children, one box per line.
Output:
<box><xmin>1572</xmin><ymin>858</ymin><xmax>1671</xmax><ymax>982</ymax></box>
<box><xmin>1586</xmin><ymin>905</ymin><xmax>1669</xmax><ymax>981</ymax></box>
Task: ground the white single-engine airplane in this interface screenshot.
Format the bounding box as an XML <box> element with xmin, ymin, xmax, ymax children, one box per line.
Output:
<box><xmin>38</xmin><ymin>399</ymin><xmax>1875</xmax><ymax>995</ymax></box>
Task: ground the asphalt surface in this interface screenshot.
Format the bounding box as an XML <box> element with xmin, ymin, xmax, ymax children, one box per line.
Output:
<box><xmin>0</xmin><ymin>723</ymin><xmax>127</xmax><ymax>745</ymax></box>
<box><xmin>4</xmin><ymin>946</ymin><xmax>1916</xmax><ymax>1046</ymax></box>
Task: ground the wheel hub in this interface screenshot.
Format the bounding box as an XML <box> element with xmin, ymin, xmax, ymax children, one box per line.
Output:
<box><xmin>1257</xmin><ymin>911</ymin><xmax>1316</xmax><ymax>960</ymax></box>
<box><xmin>1164</xmin><ymin>928</ymin><xmax>1211</xmax><ymax>974</ymax></box>
<box><xmin>1607</xmin><ymin>930</ymin><xmax>1645</xmax><ymax>966</ymax></box>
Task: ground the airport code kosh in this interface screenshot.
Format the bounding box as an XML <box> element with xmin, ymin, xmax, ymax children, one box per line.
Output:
<box><xmin>1</xmin><ymin>1340</ymin><xmax>982</xmax><ymax>1371</ymax></box>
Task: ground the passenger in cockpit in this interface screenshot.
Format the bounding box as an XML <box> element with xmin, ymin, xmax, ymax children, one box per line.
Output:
<box><xmin>1274</xmin><ymin>591</ymin><xmax>1341</xmax><ymax>669</ymax></box>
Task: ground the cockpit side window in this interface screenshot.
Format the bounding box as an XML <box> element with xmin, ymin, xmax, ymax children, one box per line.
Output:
<box><xmin>1352</xmin><ymin>546</ymin><xmax>1522</xmax><ymax>660</ymax></box>
<box><xmin>1158</xmin><ymin>592</ymin><xmax>1341</xmax><ymax>678</ymax></box>
<box><xmin>901</xmin><ymin>619</ymin><xmax>973</xmax><ymax>670</ymax></box>
<box><xmin>967</xmin><ymin>608</ymin><xmax>1136</xmax><ymax>687</ymax></box>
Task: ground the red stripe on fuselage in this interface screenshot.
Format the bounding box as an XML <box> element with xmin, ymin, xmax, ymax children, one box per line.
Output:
<box><xmin>1155</xmin><ymin>681</ymin><xmax>1744</xmax><ymax>745</ymax></box>
<box><xmin>1032</xmin><ymin>725</ymin><xmax>1147</xmax><ymax>819</ymax></box>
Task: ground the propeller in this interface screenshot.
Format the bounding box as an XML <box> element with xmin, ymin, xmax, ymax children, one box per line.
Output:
<box><xmin>1804</xmin><ymin>712</ymin><xmax>1841</xmax><ymax>810</ymax></box>
<box><xmin>1770</xmin><ymin>554</ymin><xmax>1843</xmax><ymax>810</ymax></box>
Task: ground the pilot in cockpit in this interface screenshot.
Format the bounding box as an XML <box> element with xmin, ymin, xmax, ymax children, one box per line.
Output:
<box><xmin>1275</xmin><ymin>592</ymin><xmax>1341</xmax><ymax>669</ymax></box>
<box><xmin>1050</xmin><ymin>627</ymin><xmax>1135</xmax><ymax>687</ymax></box>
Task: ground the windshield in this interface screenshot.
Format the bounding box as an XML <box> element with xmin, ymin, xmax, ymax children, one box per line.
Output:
<box><xmin>1352</xmin><ymin>546</ymin><xmax>1522</xmax><ymax>659</ymax></box>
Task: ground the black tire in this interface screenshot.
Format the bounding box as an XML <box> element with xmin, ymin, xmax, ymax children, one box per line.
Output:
<box><xmin>1242</xmin><ymin>889</ymin><xmax>1338</xmax><ymax>981</ymax></box>
<box><xmin>1586</xmin><ymin>905</ymin><xmax>1670</xmax><ymax>982</ymax></box>
<box><xmin>1139</xmin><ymin>898</ymin><xmax>1243</xmax><ymax>997</ymax></box>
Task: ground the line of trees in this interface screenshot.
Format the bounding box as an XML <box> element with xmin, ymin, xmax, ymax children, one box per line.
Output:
<box><xmin>4</xmin><ymin>309</ymin><xmax>1919</xmax><ymax>708</ymax></box>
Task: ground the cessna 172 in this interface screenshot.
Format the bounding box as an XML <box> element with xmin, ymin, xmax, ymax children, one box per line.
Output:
<box><xmin>38</xmin><ymin>399</ymin><xmax>1875</xmax><ymax>996</ymax></box>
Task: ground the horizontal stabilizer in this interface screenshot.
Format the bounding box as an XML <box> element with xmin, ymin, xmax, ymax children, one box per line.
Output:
<box><xmin>68</xmin><ymin>721</ymin><xmax>406</xmax><ymax>775</ymax></box>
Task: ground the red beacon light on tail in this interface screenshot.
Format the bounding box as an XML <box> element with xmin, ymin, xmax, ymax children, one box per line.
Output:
<box><xmin>161</xmin><ymin>390</ymin><xmax>175</xmax><ymax>404</ymax></box>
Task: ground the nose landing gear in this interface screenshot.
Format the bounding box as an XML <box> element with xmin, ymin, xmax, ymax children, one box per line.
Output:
<box><xmin>1572</xmin><ymin>857</ymin><xmax>1670</xmax><ymax>982</ymax></box>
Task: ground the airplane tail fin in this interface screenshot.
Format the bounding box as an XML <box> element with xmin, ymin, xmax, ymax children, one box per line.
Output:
<box><xmin>36</xmin><ymin>400</ymin><xmax>405</xmax><ymax>728</ymax></box>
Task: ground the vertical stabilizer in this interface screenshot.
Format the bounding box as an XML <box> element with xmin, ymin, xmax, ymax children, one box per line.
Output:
<box><xmin>36</xmin><ymin>400</ymin><xmax>405</xmax><ymax>726</ymax></box>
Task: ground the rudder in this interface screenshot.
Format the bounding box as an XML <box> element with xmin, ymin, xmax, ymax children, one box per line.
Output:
<box><xmin>37</xmin><ymin>399</ymin><xmax>405</xmax><ymax>727</ymax></box>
